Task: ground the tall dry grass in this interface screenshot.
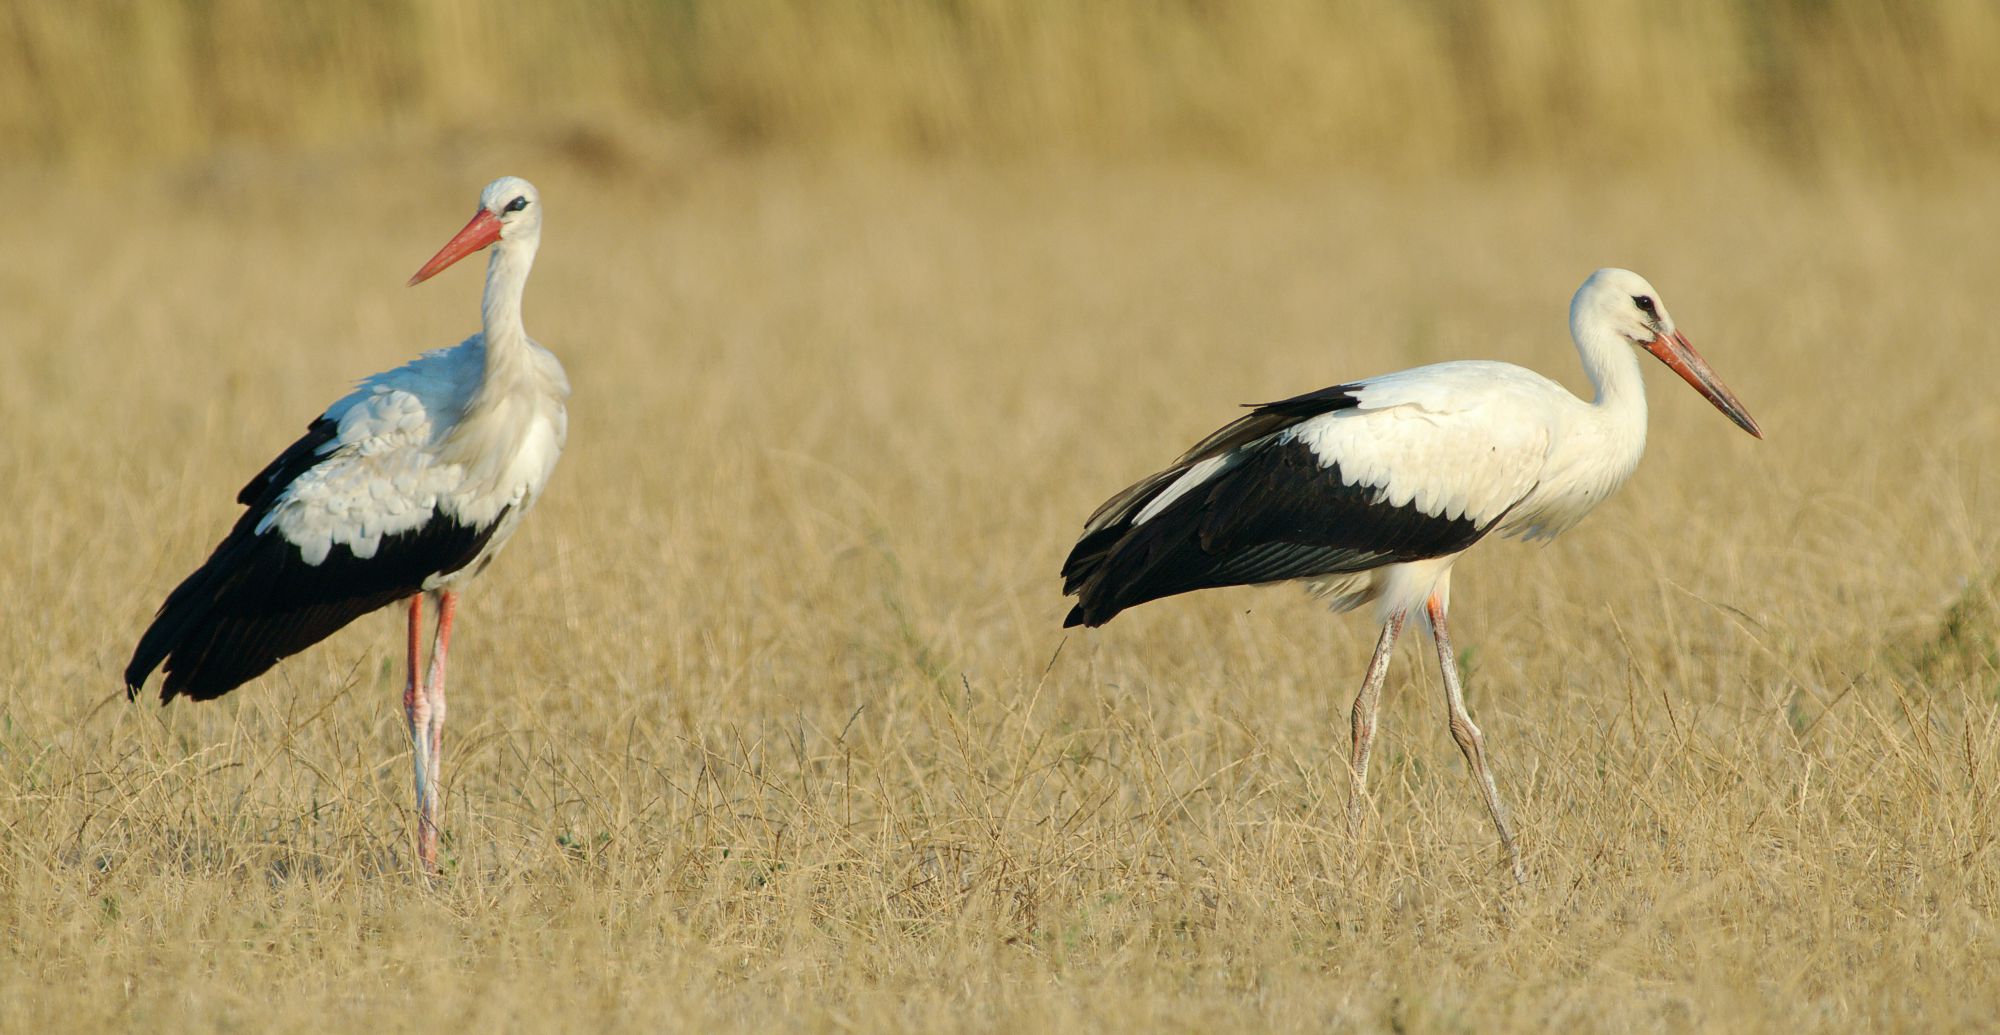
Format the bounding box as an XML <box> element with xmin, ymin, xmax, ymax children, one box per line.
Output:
<box><xmin>5</xmin><ymin>0</ymin><xmax>1999</xmax><ymax>174</ymax></box>
<box><xmin>1</xmin><ymin>141</ymin><xmax>1997</xmax><ymax>1029</ymax></box>
<box><xmin>5</xmin><ymin>2</ymin><xmax>2000</xmax><ymax>1028</ymax></box>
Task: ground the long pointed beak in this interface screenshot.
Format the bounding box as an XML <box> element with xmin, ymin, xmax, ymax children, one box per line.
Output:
<box><xmin>1644</xmin><ymin>330</ymin><xmax>1763</xmax><ymax>439</ymax></box>
<box><xmin>408</xmin><ymin>209</ymin><xmax>502</xmax><ymax>286</ymax></box>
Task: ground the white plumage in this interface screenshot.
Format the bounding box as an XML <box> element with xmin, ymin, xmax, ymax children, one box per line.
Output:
<box><xmin>1063</xmin><ymin>268</ymin><xmax>1762</xmax><ymax>881</ymax></box>
<box><xmin>127</xmin><ymin>175</ymin><xmax>567</xmax><ymax>872</ymax></box>
<box><xmin>260</xmin><ymin>332</ymin><xmax>568</xmax><ymax>571</ymax></box>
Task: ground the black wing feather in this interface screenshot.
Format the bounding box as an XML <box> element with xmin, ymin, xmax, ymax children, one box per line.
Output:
<box><xmin>237</xmin><ymin>418</ymin><xmax>338</xmax><ymax>507</ymax></box>
<box><xmin>1062</xmin><ymin>387</ymin><xmax>1489</xmax><ymax>627</ymax></box>
<box><xmin>1064</xmin><ymin>385</ymin><xmax>1367</xmax><ymax>583</ymax></box>
<box><xmin>125</xmin><ymin>419</ymin><xmax>508</xmax><ymax>703</ymax></box>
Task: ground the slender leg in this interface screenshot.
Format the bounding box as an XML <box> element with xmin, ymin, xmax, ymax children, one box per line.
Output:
<box><xmin>403</xmin><ymin>594</ymin><xmax>437</xmax><ymax>871</ymax></box>
<box><xmin>1426</xmin><ymin>593</ymin><xmax>1525</xmax><ymax>884</ymax></box>
<box><xmin>1345</xmin><ymin>609</ymin><xmax>1408</xmax><ymax>833</ymax></box>
<box><xmin>416</xmin><ymin>589</ymin><xmax>457</xmax><ymax>871</ymax></box>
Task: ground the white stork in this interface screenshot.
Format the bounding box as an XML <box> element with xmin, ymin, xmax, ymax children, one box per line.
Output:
<box><xmin>1061</xmin><ymin>268</ymin><xmax>1761</xmax><ymax>881</ymax></box>
<box><xmin>125</xmin><ymin>176</ymin><xmax>569</xmax><ymax>872</ymax></box>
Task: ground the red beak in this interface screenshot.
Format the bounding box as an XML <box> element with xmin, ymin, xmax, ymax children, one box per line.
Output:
<box><xmin>408</xmin><ymin>209</ymin><xmax>503</xmax><ymax>286</ymax></box>
<box><xmin>1643</xmin><ymin>330</ymin><xmax>1763</xmax><ymax>439</ymax></box>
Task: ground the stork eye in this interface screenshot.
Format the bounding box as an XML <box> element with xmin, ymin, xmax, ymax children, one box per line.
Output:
<box><xmin>503</xmin><ymin>196</ymin><xmax>529</xmax><ymax>214</ymax></box>
<box><xmin>1633</xmin><ymin>295</ymin><xmax>1657</xmax><ymax>315</ymax></box>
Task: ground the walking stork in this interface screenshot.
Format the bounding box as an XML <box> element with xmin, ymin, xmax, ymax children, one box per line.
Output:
<box><xmin>1061</xmin><ymin>268</ymin><xmax>1761</xmax><ymax>881</ymax></box>
<box><xmin>124</xmin><ymin>176</ymin><xmax>570</xmax><ymax>872</ymax></box>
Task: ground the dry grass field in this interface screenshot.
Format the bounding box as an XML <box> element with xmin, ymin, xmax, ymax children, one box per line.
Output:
<box><xmin>5</xmin><ymin>3</ymin><xmax>2000</xmax><ymax>1031</ymax></box>
<box><xmin>2</xmin><ymin>146</ymin><xmax>1996</xmax><ymax>1032</ymax></box>
<box><xmin>10</xmin><ymin>0</ymin><xmax>1999</xmax><ymax>174</ymax></box>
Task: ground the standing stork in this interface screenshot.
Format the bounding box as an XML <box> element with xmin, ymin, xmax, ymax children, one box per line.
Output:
<box><xmin>124</xmin><ymin>176</ymin><xmax>569</xmax><ymax>872</ymax></box>
<box><xmin>1061</xmin><ymin>269</ymin><xmax>1761</xmax><ymax>881</ymax></box>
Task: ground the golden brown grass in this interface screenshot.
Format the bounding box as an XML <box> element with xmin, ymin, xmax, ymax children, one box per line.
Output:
<box><xmin>7</xmin><ymin>0</ymin><xmax>2000</xmax><ymax>174</ymax></box>
<box><xmin>4</xmin><ymin>143</ymin><xmax>2000</xmax><ymax>1032</ymax></box>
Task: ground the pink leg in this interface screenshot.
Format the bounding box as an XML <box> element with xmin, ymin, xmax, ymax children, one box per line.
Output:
<box><xmin>417</xmin><ymin>589</ymin><xmax>458</xmax><ymax>870</ymax></box>
<box><xmin>1346</xmin><ymin>608</ymin><xmax>1408</xmax><ymax>833</ymax></box>
<box><xmin>403</xmin><ymin>595</ymin><xmax>438</xmax><ymax>871</ymax></box>
<box><xmin>1426</xmin><ymin>593</ymin><xmax>1524</xmax><ymax>883</ymax></box>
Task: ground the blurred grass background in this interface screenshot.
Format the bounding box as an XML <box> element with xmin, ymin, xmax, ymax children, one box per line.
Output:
<box><xmin>7</xmin><ymin>3</ymin><xmax>2000</xmax><ymax>1032</ymax></box>
<box><xmin>6</xmin><ymin>0</ymin><xmax>1997</xmax><ymax>175</ymax></box>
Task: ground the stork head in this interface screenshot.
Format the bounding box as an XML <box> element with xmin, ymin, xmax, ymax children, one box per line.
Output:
<box><xmin>1574</xmin><ymin>268</ymin><xmax>1762</xmax><ymax>439</ymax></box>
<box><xmin>408</xmin><ymin>176</ymin><xmax>542</xmax><ymax>286</ymax></box>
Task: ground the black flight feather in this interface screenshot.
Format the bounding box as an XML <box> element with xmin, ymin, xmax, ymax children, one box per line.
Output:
<box><xmin>1062</xmin><ymin>385</ymin><xmax>1489</xmax><ymax>627</ymax></box>
<box><xmin>125</xmin><ymin>419</ymin><xmax>507</xmax><ymax>703</ymax></box>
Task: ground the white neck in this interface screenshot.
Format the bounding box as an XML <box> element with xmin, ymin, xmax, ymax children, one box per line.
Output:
<box><xmin>454</xmin><ymin>231</ymin><xmax>552</xmax><ymax>435</ymax></box>
<box><xmin>481</xmin><ymin>234</ymin><xmax>537</xmax><ymax>354</ymax></box>
<box><xmin>440</xmin><ymin>227</ymin><xmax>562</xmax><ymax>475</ymax></box>
<box><xmin>1570</xmin><ymin>307</ymin><xmax>1647</xmax><ymax>421</ymax></box>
